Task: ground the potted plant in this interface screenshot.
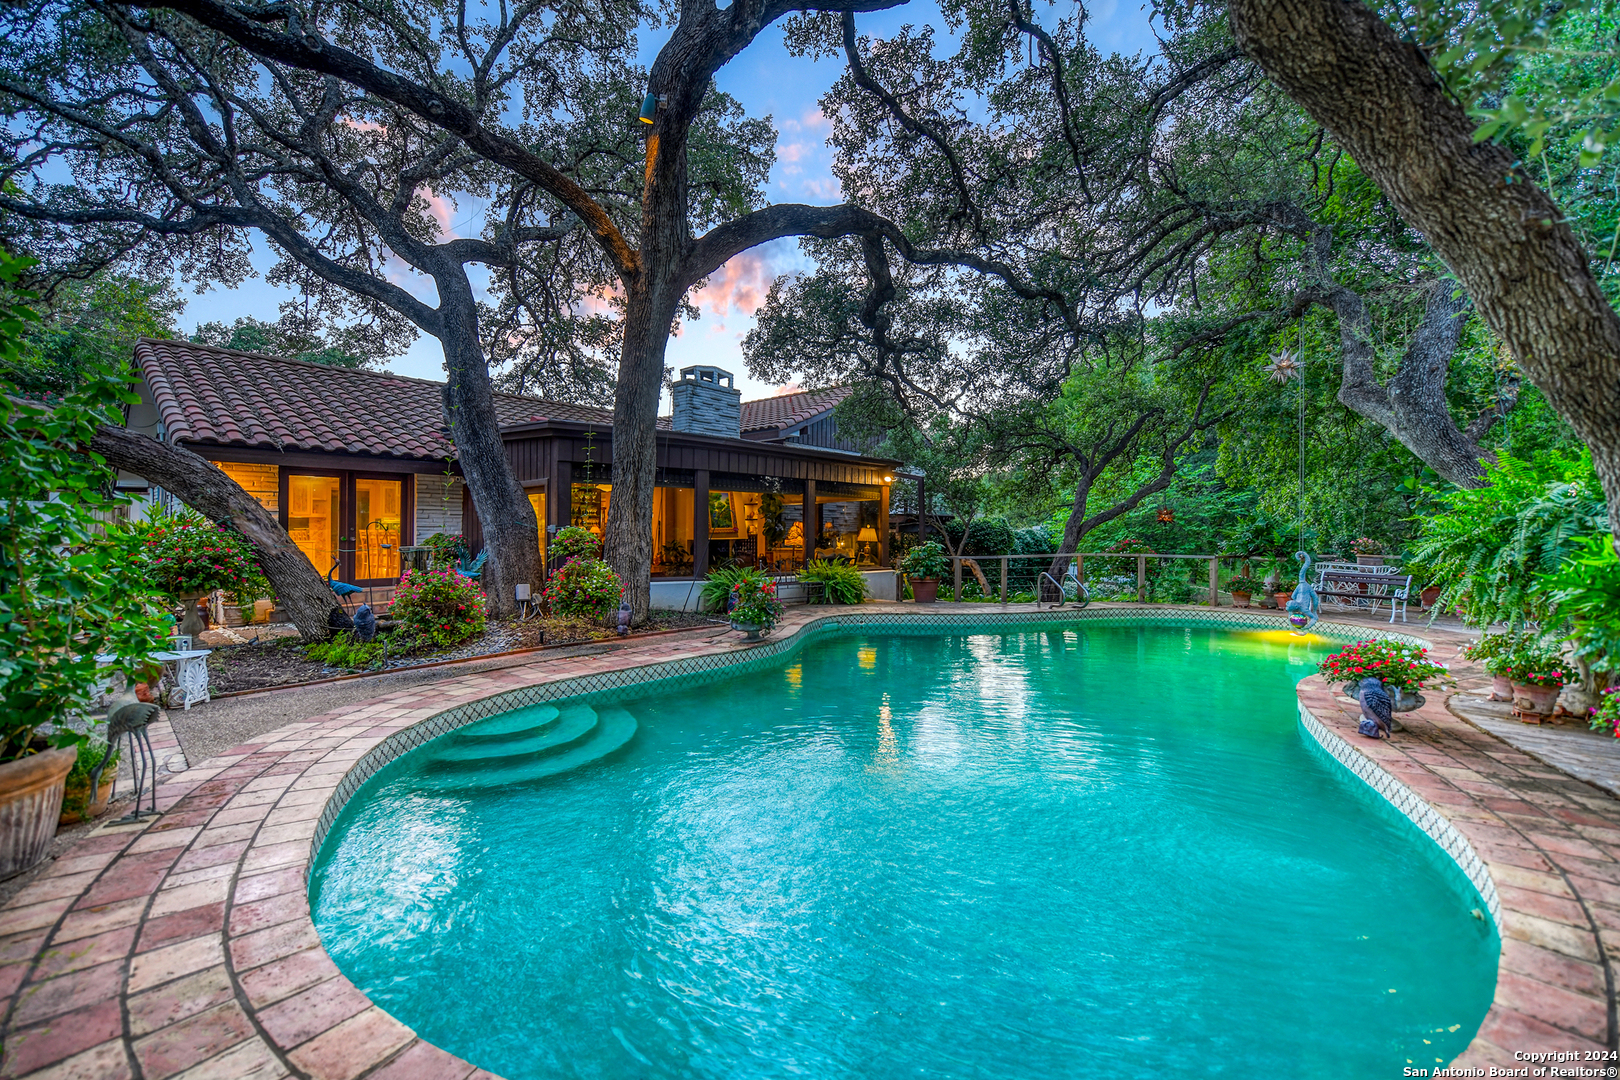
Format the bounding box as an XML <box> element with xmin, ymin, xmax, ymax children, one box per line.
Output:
<box><xmin>1350</xmin><ymin>537</ymin><xmax>1384</xmax><ymax>566</ymax></box>
<box><xmin>1318</xmin><ymin>639</ymin><xmax>1450</xmax><ymax>712</ymax></box>
<box><xmin>899</xmin><ymin>541</ymin><xmax>950</xmax><ymax>603</ymax></box>
<box><xmin>1225</xmin><ymin>575</ymin><xmax>1264</xmax><ymax>608</ymax></box>
<box><xmin>728</xmin><ymin>576</ymin><xmax>784</xmax><ymax>641</ymax></box>
<box><xmin>1461</xmin><ymin>632</ymin><xmax>1521</xmax><ymax>701</ymax></box>
<box><xmin>60</xmin><ymin>740</ymin><xmax>119</xmax><ymax>825</ymax></box>
<box><xmin>1589</xmin><ymin>687</ymin><xmax>1620</xmax><ymax>737</ymax></box>
<box><xmin>1272</xmin><ymin>578</ymin><xmax>1297</xmax><ymax>610</ymax></box>
<box><xmin>1503</xmin><ymin>640</ymin><xmax>1568</xmax><ymax>718</ymax></box>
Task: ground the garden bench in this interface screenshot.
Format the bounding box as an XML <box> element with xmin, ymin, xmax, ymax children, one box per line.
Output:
<box><xmin>1310</xmin><ymin>562</ymin><xmax>1412</xmax><ymax>623</ymax></box>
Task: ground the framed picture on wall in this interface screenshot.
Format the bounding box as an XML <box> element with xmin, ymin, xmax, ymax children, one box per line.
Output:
<box><xmin>709</xmin><ymin>491</ymin><xmax>739</xmax><ymax>537</ymax></box>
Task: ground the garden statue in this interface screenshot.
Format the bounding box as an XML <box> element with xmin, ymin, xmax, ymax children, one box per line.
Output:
<box><xmin>353</xmin><ymin>604</ymin><xmax>377</xmax><ymax>642</ymax></box>
<box><xmin>1284</xmin><ymin>551</ymin><xmax>1320</xmax><ymax>633</ymax></box>
<box><xmin>617</xmin><ymin>599</ymin><xmax>632</xmax><ymax>636</ymax></box>
<box><xmin>1355</xmin><ymin>677</ymin><xmax>1395</xmax><ymax>740</ymax></box>
<box><xmin>177</xmin><ymin>596</ymin><xmax>208</xmax><ymax>639</ymax></box>
<box><xmin>93</xmin><ymin>690</ymin><xmax>163</xmax><ymax>820</ymax></box>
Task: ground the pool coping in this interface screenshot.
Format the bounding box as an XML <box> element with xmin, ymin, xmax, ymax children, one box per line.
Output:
<box><xmin>0</xmin><ymin>603</ymin><xmax>1608</xmax><ymax>1078</ymax></box>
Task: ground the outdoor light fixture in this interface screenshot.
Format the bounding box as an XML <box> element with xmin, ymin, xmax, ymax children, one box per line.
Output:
<box><xmin>883</xmin><ymin>475</ymin><xmax>893</xmax><ymax>482</ymax></box>
<box><xmin>639</xmin><ymin>92</ymin><xmax>660</xmax><ymax>123</ymax></box>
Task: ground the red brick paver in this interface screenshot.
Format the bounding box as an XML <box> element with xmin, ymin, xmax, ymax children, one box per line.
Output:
<box><xmin>0</xmin><ymin>605</ymin><xmax>1607</xmax><ymax>1077</ymax></box>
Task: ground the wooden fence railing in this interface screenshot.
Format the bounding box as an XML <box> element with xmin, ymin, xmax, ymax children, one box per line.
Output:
<box><xmin>943</xmin><ymin>552</ymin><xmax>1238</xmax><ymax>605</ymax></box>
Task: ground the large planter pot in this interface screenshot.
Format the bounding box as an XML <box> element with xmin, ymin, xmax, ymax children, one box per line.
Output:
<box><xmin>59</xmin><ymin>773</ymin><xmax>115</xmax><ymax>826</ymax></box>
<box><xmin>1230</xmin><ymin>591</ymin><xmax>1252</xmax><ymax>608</ymax></box>
<box><xmin>1272</xmin><ymin>592</ymin><xmax>1291</xmax><ymax>610</ymax></box>
<box><xmin>1420</xmin><ymin>585</ymin><xmax>1442</xmax><ymax>609</ymax></box>
<box><xmin>729</xmin><ymin>621</ymin><xmax>766</xmax><ymax>643</ymax></box>
<box><xmin>1511</xmin><ymin>680</ymin><xmax>1561</xmax><ymax>716</ymax></box>
<box><xmin>1346</xmin><ymin>681</ymin><xmax>1426</xmax><ymax>713</ymax></box>
<box><xmin>1356</xmin><ymin>555</ymin><xmax>1385</xmax><ymax>566</ymax></box>
<box><xmin>1489</xmin><ymin>674</ymin><xmax>1514</xmax><ymax>702</ymax></box>
<box><xmin>910</xmin><ymin>577</ymin><xmax>940</xmax><ymax>604</ymax></box>
<box><xmin>0</xmin><ymin>747</ymin><xmax>77</xmax><ymax>879</ymax></box>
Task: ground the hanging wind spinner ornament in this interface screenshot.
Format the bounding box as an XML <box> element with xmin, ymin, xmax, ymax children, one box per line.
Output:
<box><xmin>1262</xmin><ymin>349</ymin><xmax>1302</xmax><ymax>383</ymax></box>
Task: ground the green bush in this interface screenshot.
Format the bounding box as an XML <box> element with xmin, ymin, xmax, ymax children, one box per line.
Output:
<box><xmin>132</xmin><ymin>505</ymin><xmax>270</xmax><ymax>602</ymax></box>
<box><xmin>543</xmin><ymin>557</ymin><xmax>623</xmax><ymax>621</ymax></box>
<box><xmin>420</xmin><ymin>532</ymin><xmax>466</xmax><ymax>569</ymax></box>
<box><xmin>392</xmin><ymin>567</ymin><xmax>488</xmax><ymax>649</ymax></box>
<box><xmin>550</xmin><ymin>525</ymin><xmax>602</xmax><ymax>564</ymax></box>
<box><xmin>701</xmin><ymin>565</ymin><xmax>773</xmax><ymax>613</ymax></box>
<box><xmin>1225</xmin><ymin>575</ymin><xmax>1265</xmax><ymax>595</ymax></box>
<box><xmin>898</xmin><ymin>541</ymin><xmax>951</xmax><ymax>581</ymax></box>
<box><xmin>1546</xmin><ymin>534</ymin><xmax>1620</xmax><ymax>675</ymax></box>
<box><xmin>1151</xmin><ymin>575</ymin><xmax>1195</xmax><ymax>603</ymax></box>
<box><xmin>799</xmin><ymin>559</ymin><xmax>868</xmax><ymax>604</ymax></box>
<box><xmin>305</xmin><ymin>633</ymin><xmax>389</xmax><ymax>670</ymax></box>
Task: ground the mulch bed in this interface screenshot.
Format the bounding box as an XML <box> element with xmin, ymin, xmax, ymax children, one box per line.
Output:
<box><xmin>206</xmin><ymin>609</ymin><xmax>725</xmax><ymax>694</ymax></box>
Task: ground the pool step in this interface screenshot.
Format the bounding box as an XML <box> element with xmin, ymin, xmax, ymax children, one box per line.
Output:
<box><xmin>428</xmin><ymin>703</ymin><xmax>598</xmax><ymax>766</ymax></box>
<box><xmin>453</xmin><ymin>703</ymin><xmax>561</xmax><ymax>743</ymax></box>
<box><xmin>420</xmin><ymin>706</ymin><xmax>638</xmax><ymax>790</ymax></box>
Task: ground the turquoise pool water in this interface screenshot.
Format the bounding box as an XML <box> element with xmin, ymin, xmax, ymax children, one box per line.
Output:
<box><xmin>311</xmin><ymin>623</ymin><xmax>1499</xmax><ymax>1079</ymax></box>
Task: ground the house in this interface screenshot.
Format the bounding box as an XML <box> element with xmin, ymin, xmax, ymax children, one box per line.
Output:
<box><xmin>121</xmin><ymin>340</ymin><xmax>901</xmax><ymax>607</ymax></box>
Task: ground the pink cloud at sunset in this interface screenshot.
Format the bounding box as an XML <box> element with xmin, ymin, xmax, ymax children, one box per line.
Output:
<box><xmin>773</xmin><ymin>382</ymin><xmax>804</xmax><ymax>396</ymax></box>
<box><xmin>693</xmin><ymin>248</ymin><xmax>776</xmax><ymax>319</ymax></box>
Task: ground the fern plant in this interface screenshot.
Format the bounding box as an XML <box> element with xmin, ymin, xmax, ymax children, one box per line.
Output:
<box><xmin>798</xmin><ymin>559</ymin><xmax>868</xmax><ymax>604</ymax></box>
<box><xmin>1405</xmin><ymin>451</ymin><xmax>1607</xmax><ymax>628</ymax></box>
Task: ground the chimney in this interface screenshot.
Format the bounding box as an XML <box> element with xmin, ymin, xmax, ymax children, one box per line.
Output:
<box><xmin>670</xmin><ymin>365</ymin><xmax>741</xmax><ymax>438</ymax></box>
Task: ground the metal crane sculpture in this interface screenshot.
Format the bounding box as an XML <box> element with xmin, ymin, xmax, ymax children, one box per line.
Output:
<box><xmin>1356</xmin><ymin>677</ymin><xmax>1395</xmax><ymax>739</ymax></box>
<box><xmin>1284</xmin><ymin>550</ymin><xmax>1321</xmax><ymax>634</ymax></box>
<box><xmin>91</xmin><ymin>690</ymin><xmax>163</xmax><ymax>821</ymax></box>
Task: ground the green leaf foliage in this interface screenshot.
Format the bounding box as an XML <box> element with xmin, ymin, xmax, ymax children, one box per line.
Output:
<box><xmin>798</xmin><ymin>559</ymin><xmax>868</xmax><ymax>605</ymax></box>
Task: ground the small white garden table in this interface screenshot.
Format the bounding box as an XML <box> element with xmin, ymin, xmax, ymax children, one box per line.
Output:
<box><xmin>150</xmin><ymin>649</ymin><xmax>212</xmax><ymax>710</ymax></box>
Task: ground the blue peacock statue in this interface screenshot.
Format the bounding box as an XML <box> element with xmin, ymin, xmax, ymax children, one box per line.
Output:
<box><xmin>1284</xmin><ymin>550</ymin><xmax>1320</xmax><ymax>634</ymax></box>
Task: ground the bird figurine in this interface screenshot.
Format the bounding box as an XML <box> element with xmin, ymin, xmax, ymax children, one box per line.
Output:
<box><xmin>1357</xmin><ymin>677</ymin><xmax>1394</xmax><ymax>739</ymax></box>
<box><xmin>352</xmin><ymin>604</ymin><xmax>377</xmax><ymax>642</ymax></box>
<box><xmin>92</xmin><ymin>690</ymin><xmax>163</xmax><ymax>819</ymax></box>
<box><xmin>1284</xmin><ymin>550</ymin><xmax>1321</xmax><ymax>633</ymax></box>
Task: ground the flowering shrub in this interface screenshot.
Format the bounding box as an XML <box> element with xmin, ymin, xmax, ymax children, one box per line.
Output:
<box><xmin>420</xmin><ymin>532</ymin><xmax>466</xmax><ymax>569</ymax></box>
<box><xmin>134</xmin><ymin>507</ymin><xmax>270</xmax><ymax>601</ymax></box>
<box><xmin>1460</xmin><ymin>631</ymin><xmax>1525</xmax><ymax>676</ymax></box>
<box><xmin>1501</xmin><ymin>640</ymin><xmax>1568</xmax><ymax>688</ymax></box>
<box><xmin>1224</xmin><ymin>575</ymin><xmax>1265</xmax><ymax>595</ymax></box>
<box><xmin>1350</xmin><ymin>537</ymin><xmax>1383</xmax><ymax>556</ymax></box>
<box><xmin>391</xmin><ymin>567</ymin><xmax>487</xmax><ymax>650</ymax></box>
<box><xmin>1589</xmin><ymin>687</ymin><xmax>1620</xmax><ymax>736</ymax></box>
<box><xmin>1318</xmin><ymin>639</ymin><xmax>1448</xmax><ymax>695</ymax></box>
<box><xmin>550</xmin><ymin>525</ymin><xmax>602</xmax><ymax>564</ymax></box>
<box><xmin>729</xmin><ymin>576</ymin><xmax>784</xmax><ymax>632</ymax></box>
<box><xmin>543</xmin><ymin>557</ymin><xmax>623</xmax><ymax>621</ymax></box>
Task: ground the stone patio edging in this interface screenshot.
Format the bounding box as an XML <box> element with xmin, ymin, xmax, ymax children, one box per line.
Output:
<box><xmin>0</xmin><ymin>605</ymin><xmax>1549</xmax><ymax>1080</ymax></box>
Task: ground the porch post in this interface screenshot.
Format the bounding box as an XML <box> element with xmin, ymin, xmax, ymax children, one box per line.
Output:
<box><xmin>693</xmin><ymin>469</ymin><xmax>710</xmax><ymax>580</ymax></box>
<box><xmin>547</xmin><ymin>460</ymin><xmax>571</xmax><ymax>573</ymax></box>
<box><xmin>1208</xmin><ymin>556</ymin><xmax>1220</xmax><ymax>607</ymax></box>
<box><xmin>803</xmin><ymin>479</ymin><xmax>818</xmax><ymax>567</ymax></box>
<box><xmin>1136</xmin><ymin>555</ymin><xmax>1147</xmax><ymax>602</ymax></box>
<box><xmin>878</xmin><ymin>483</ymin><xmax>890</xmax><ymax>567</ymax></box>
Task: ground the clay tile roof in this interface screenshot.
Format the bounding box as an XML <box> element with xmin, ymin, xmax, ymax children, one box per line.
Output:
<box><xmin>738</xmin><ymin>386</ymin><xmax>851</xmax><ymax>433</ymax></box>
<box><xmin>133</xmin><ymin>338</ymin><xmax>621</xmax><ymax>460</ymax></box>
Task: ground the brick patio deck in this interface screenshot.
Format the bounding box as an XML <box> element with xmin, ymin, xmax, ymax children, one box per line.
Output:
<box><xmin>0</xmin><ymin>604</ymin><xmax>1609</xmax><ymax>1078</ymax></box>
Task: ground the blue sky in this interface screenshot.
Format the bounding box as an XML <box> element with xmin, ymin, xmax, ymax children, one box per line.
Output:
<box><xmin>178</xmin><ymin>0</ymin><xmax>1158</xmax><ymax>405</ymax></box>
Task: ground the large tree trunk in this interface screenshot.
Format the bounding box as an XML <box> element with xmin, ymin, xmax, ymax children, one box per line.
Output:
<box><xmin>436</xmin><ymin>283</ymin><xmax>539</xmax><ymax>618</ymax></box>
<box><xmin>89</xmin><ymin>425</ymin><xmax>341</xmax><ymax>639</ymax></box>
<box><xmin>1227</xmin><ymin>0</ymin><xmax>1620</xmax><ymax>546</ymax></box>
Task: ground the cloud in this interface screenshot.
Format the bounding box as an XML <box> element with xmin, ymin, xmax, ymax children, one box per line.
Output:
<box><xmin>692</xmin><ymin>248</ymin><xmax>776</xmax><ymax>319</ymax></box>
<box><xmin>422</xmin><ymin>187</ymin><xmax>458</xmax><ymax>241</ymax></box>
<box><xmin>801</xmin><ymin>177</ymin><xmax>842</xmax><ymax>200</ymax></box>
<box><xmin>777</xmin><ymin>141</ymin><xmax>810</xmax><ymax>164</ymax></box>
<box><xmin>773</xmin><ymin>382</ymin><xmax>804</xmax><ymax>396</ymax></box>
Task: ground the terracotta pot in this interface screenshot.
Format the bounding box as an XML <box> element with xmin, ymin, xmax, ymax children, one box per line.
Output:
<box><xmin>1420</xmin><ymin>585</ymin><xmax>1442</xmax><ymax>609</ymax></box>
<box><xmin>1489</xmin><ymin>674</ymin><xmax>1514</xmax><ymax>702</ymax></box>
<box><xmin>1356</xmin><ymin>555</ymin><xmax>1384</xmax><ymax>566</ymax></box>
<box><xmin>1273</xmin><ymin>592</ymin><xmax>1291</xmax><ymax>609</ymax></box>
<box><xmin>1230</xmin><ymin>591</ymin><xmax>1252</xmax><ymax>608</ymax></box>
<box><xmin>910</xmin><ymin>577</ymin><xmax>939</xmax><ymax>604</ymax></box>
<box><xmin>1511</xmin><ymin>680</ymin><xmax>1561</xmax><ymax>716</ymax></box>
<box><xmin>59</xmin><ymin>772</ymin><xmax>115</xmax><ymax>826</ymax></box>
<box><xmin>0</xmin><ymin>747</ymin><xmax>77</xmax><ymax>878</ymax></box>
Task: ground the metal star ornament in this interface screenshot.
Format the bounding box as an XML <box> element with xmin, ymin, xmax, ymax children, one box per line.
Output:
<box><xmin>1262</xmin><ymin>349</ymin><xmax>1302</xmax><ymax>383</ymax></box>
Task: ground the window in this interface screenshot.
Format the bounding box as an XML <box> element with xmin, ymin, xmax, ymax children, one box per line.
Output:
<box><xmin>287</xmin><ymin>475</ymin><xmax>342</xmax><ymax>577</ymax></box>
<box><xmin>216</xmin><ymin>461</ymin><xmax>278</xmax><ymax>511</ymax></box>
<box><xmin>527</xmin><ymin>492</ymin><xmax>547</xmax><ymax>564</ymax></box>
<box><xmin>653</xmin><ymin>487</ymin><xmax>694</xmax><ymax>576</ymax></box>
<box><xmin>354</xmin><ymin>478</ymin><xmax>403</xmax><ymax>580</ymax></box>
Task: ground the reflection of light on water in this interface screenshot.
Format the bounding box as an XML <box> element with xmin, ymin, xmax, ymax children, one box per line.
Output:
<box><xmin>874</xmin><ymin>694</ymin><xmax>899</xmax><ymax>770</ymax></box>
<box><xmin>858</xmin><ymin>647</ymin><xmax>877</xmax><ymax>670</ymax></box>
<box><xmin>784</xmin><ymin>663</ymin><xmax>802</xmax><ymax>688</ymax></box>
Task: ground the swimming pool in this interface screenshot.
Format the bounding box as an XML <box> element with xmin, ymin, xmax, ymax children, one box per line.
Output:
<box><xmin>311</xmin><ymin>622</ymin><xmax>1498</xmax><ymax>1078</ymax></box>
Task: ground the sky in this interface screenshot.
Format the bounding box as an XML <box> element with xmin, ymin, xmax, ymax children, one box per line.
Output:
<box><xmin>175</xmin><ymin>0</ymin><xmax>1160</xmax><ymax>408</ymax></box>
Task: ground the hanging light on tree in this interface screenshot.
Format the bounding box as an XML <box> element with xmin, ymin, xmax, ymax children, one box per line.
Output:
<box><xmin>639</xmin><ymin>92</ymin><xmax>660</xmax><ymax>124</ymax></box>
<box><xmin>1261</xmin><ymin>349</ymin><xmax>1302</xmax><ymax>383</ymax></box>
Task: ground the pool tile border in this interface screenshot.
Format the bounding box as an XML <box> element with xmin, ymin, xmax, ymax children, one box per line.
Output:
<box><xmin>0</xmin><ymin>603</ymin><xmax>1608</xmax><ymax>1079</ymax></box>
